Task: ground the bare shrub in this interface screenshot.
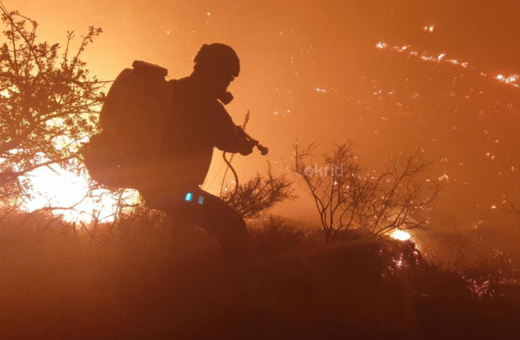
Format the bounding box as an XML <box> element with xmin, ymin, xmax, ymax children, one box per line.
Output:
<box><xmin>292</xmin><ymin>141</ymin><xmax>441</xmax><ymax>242</ymax></box>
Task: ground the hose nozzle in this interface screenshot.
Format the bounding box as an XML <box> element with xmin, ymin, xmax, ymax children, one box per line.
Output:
<box><xmin>242</xmin><ymin>130</ymin><xmax>269</xmax><ymax>156</ymax></box>
<box><xmin>256</xmin><ymin>144</ymin><xmax>269</xmax><ymax>156</ymax></box>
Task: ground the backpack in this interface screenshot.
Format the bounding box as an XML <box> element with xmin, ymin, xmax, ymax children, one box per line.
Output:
<box><xmin>82</xmin><ymin>60</ymin><xmax>174</xmax><ymax>189</ymax></box>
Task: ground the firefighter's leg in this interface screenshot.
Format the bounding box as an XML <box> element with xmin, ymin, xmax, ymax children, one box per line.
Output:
<box><xmin>140</xmin><ymin>190</ymin><xmax>198</xmax><ymax>249</ymax></box>
<box><xmin>177</xmin><ymin>188</ymin><xmax>251</xmax><ymax>306</ymax></box>
<box><xmin>143</xmin><ymin>187</ymin><xmax>251</xmax><ymax>305</ymax></box>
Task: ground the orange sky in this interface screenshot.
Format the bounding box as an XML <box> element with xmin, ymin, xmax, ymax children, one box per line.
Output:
<box><xmin>11</xmin><ymin>0</ymin><xmax>520</xmax><ymax>230</ymax></box>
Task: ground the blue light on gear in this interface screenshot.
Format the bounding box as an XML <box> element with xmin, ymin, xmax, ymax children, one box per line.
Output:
<box><xmin>185</xmin><ymin>192</ymin><xmax>193</xmax><ymax>202</ymax></box>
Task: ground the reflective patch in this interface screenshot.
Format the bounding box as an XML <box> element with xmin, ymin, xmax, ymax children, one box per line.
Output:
<box><xmin>185</xmin><ymin>192</ymin><xmax>193</xmax><ymax>202</ymax></box>
<box><xmin>198</xmin><ymin>196</ymin><xmax>204</xmax><ymax>205</ymax></box>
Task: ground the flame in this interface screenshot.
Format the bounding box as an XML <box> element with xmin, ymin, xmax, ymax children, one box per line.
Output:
<box><xmin>423</xmin><ymin>25</ymin><xmax>434</xmax><ymax>33</ymax></box>
<box><xmin>375</xmin><ymin>42</ymin><xmax>469</xmax><ymax>70</ymax></box>
<box><xmin>469</xmin><ymin>279</ymin><xmax>491</xmax><ymax>298</ymax></box>
<box><xmin>438</xmin><ymin>173</ymin><xmax>449</xmax><ymax>182</ymax></box>
<box><xmin>390</xmin><ymin>229</ymin><xmax>412</xmax><ymax>241</ymax></box>
<box><xmin>495</xmin><ymin>74</ymin><xmax>520</xmax><ymax>87</ymax></box>
<box><xmin>22</xmin><ymin>165</ymin><xmax>139</xmax><ymax>224</ymax></box>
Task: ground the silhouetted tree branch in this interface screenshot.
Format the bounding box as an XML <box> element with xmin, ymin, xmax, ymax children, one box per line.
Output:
<box><xmin>0</xmin><ymin>6</ymin><xmax>105</xmax><ymax>205</ymax></box>
<box><xmin>503</xmin><ymin>197</ymin><xmax>520</xmax><ymax>219</ymax></box>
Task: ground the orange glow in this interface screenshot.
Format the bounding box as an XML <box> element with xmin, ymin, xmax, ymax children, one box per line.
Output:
<box><xmin>8</xmin><ymin>0</ymin><xmax>520</xmax><ymax>232</ymax></box>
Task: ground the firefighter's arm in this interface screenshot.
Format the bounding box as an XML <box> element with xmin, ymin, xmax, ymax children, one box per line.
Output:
<box><xmin>235</xmin><ymin>125</ymin><xmax>255</xmax><ymax>156</ymax></box>
<box><xmin>213</xmin><ymin>105</ymin><xmax>254</xmax><ymax>155</ymax></box>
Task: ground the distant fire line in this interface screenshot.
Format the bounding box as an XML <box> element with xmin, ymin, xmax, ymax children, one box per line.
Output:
<box><xmin>375</xmin><ymin>42</ymin><xmax>520</xmax><ymax>89</ymax></box>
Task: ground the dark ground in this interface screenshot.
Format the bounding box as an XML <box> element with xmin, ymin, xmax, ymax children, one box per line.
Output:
<box><xmin>1</xmin><ymin>213</ymin><xmax>519</xmax><ymax>340</ymax></box>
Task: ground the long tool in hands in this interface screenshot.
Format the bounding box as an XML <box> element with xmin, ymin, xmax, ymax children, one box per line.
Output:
<box><xmin>242</xmin><ymin>130</ymin><xmax>269</xmax><ymax>155</ymax></box>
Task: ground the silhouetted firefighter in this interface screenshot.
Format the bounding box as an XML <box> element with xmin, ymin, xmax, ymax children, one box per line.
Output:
<box><xmin>140</xmin><ymin>44</ymin><xmax>256</xmax><ymax>303</ymax></box>
<box><xmin>83</xmin><ymin>43</ymin><xmax>263</xmax><ymax>304</ymax></box>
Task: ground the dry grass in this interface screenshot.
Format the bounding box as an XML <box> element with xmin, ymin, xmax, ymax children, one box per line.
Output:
<box><xmin>1</xmin><ymin>211</ymin><xmax>519</xmax><ymax>339</ymax></box>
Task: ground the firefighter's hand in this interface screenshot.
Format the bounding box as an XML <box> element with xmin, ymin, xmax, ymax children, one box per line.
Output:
<box><xmin>236</xmin><ymin>126</ymin><xmax>255</xmax><ymax>156</ymax></box>
<box><xmin>239</xmin><ymin>139</ymin><xmax>255</xmax><ymax>156</ymax></box>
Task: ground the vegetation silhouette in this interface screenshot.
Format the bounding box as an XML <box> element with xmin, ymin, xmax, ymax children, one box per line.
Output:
<box><xmin>1</xmin><ymin>209</ymin><xmax>519</xmax><ymax>339</ymax></box>
<box><xmin>292</xmin><ymin>141</ymin><xmax>441</xmax><ymax>243</ymax></box>
<box><xmin>0</xmin><ymin>5</ymin><xmax>104</xmax><ymax>214</ymax></box>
